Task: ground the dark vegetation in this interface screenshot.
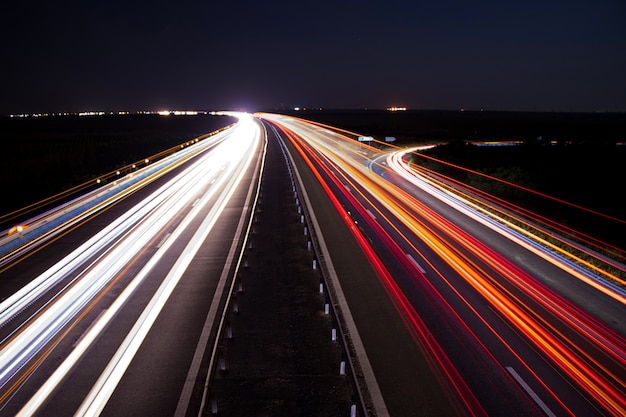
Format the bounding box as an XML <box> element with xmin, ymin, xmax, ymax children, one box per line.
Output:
<box><xmin>287</xmin><ymin>109</ymin><xmax>626</xmax><ymax>250</ymax></box>
<box><xmin>0</xmin><ymin>114</ymin><xmax>235</xmax><ymax>227</ymax></box>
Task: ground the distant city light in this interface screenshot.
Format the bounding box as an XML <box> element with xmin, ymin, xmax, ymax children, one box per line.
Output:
<box><xmin>158</xmin><ymin>110</ymin><xmax>200</xmax><ymax>116</ymax></box>
<box><xmin>8</xmin><ymin>109</ymin><xmax>209</xmax><ymax>118</ymax></box>
<box><xmin>386</xmin><ymin>106</ymin><xmax>407</xmax><ymax>112</ymax></box>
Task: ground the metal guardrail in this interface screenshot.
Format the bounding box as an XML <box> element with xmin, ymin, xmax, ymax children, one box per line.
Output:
<box><xmin>198</xmin><ymin>121</ymin><xmax>370</xmax><ymax>416</ymax></box>
<box><xmin>197</xmin><ymin>127</ymin><xmax>266</xmax><ymax>416</ymax></box>
<box><xmin>274</xmin><ymin>124</ymin><xmax>369</xmax><ymax>416</ymax></box>
<box><xmin>198</xmin><ymin>122</ymin><xmax>370</xmax><ymax>416</ymax></box>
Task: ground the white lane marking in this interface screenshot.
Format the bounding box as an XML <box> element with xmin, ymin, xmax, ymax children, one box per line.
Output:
<box><xmin>406</xmin><ymin>253</ymin><xmax>426</xmax><ymax>274</ymax></box>
<box><xmin>506</xmin><ymin>366</ymin><xmax>556</xmax><ymax>417</ymax></box>
<box><xmin>156</xmin><ymin>233</ymin><xmax>171</xmax><ymax>248</ymax></box>
<box><xmin>73</xmin><ymin>310</ymin><xmax>107</xmax><ymax>348</ymax></box>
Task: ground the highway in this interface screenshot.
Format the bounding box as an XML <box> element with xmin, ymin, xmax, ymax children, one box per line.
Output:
<box><xmin>0</xmin><ymin>113</ymin><xmax>265</xmax><ymax>416</ymax></box>
<box><xmin>259</xmin><ymin>113</ymin><xmax>625</xmax><ymax>417</ymax></box>
<box><xmin>0</xmin><ymin>111</ymin><xmax>624</xmax><ymax>417</ymax></box>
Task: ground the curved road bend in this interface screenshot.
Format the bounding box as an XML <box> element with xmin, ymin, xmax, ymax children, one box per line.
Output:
<box><xmin>264</xmin><ymin>116</ymin><xmax>476</xmax><ymax>417</ymax></box>
<box><xmin>260</xmin><ymin>113</ymin><xmax>626</xmax><ymax>417</ymax></box>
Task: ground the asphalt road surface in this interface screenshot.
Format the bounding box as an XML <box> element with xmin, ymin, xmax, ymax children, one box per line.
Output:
<box><xmin>258</xmin><ymin>113</ymin><xmax>626</xmax><ymax>417</ymax></box>
<box><xmin>0</xmin><ymin>116</ymin><xmax>265</xmax><ymax>416</ymax></box>
<box><xmin>1</xmin><ymin>112</ymin><xmax>624</xmax><ymax>417</ymax></box>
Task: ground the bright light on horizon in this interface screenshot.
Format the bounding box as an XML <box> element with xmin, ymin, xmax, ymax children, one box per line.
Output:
<box><xmin>8</xmin><ymin>109</ymin><xmax>214</xmax><ymax>118</ymax></box>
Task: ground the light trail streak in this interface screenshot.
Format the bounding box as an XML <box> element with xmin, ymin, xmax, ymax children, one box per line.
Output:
<box><xmin>0</xmin><ymin>114</ymin><xmax>260</xmax><ymax>414</ymax></box>
<box><xmin>0</xmin><ymin>125</ymin><xmax>232</xmax><ymax>232</ymax></box>
<box><xmin>260</xmin><ymin>113</ymin><xmax>626</xmax><ymax>417</ymax></box>
<box><xmin>376</xmin><ymin>160</ymin><xmax>626</xmax><ymax>415</ymax></box>
<box><xmin>0</xmin><ymin>130</ymin><xmax>230</xmax><ymax>270</ymax></box>
<box><xmin>271</xmin><ymin>121</ymin><xmax>487</xmax><ymax>416</ymax></box>
<box><xmin>279</xmin><ymin>124</ymin><xmax>560</xmax><ymax>414</ymax></box>
<box><xmin>314</xmin><ymin>144</ymin><xmax>581</xmax><ymax>415</ymax></box>
<box><xmin>1</xmin><ymin>146</ymin><xmax>220</xmax><ymax>353</ymax></box>
<box><xmin>382</xmin><ymin>153</ymin><xmax>626</xmax><ymax>350</ymax></box>
<box><xmin>408</xmin><ymin>146</ymin><xmax>626</xmax><ymax>225</ymax></box>
<box><xmin>387</xmin><ymin>149</ymin><xmax>626</xmax><ymax>303</ymax></box>
<box><xmin>71</xmin><ymin>116</ymin><xmax>259</xmax><ymax>417</ymax></box>
<box><xmin>407</xmin><ymin>157</ymin><xmax>626</xmax><ymax>268</ymax></box>
<box><xmin>379</xmin><ymin>148</ymin><xmax>626</xmax><ymax>415</ymax></box>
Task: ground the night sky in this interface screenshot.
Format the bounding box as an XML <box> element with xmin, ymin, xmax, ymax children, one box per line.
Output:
<box><xmin>2</xmin><ymin>0</ymin><xmax>625</xmax><ymax>115</ymax></box>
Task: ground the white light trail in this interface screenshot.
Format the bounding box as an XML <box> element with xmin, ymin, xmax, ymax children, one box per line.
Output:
<box><xmin>73</xmin><ymin>115</ymin><xmax>259</xmax><ymax>417</ymax></box>
<box><xmin>1</xmin><ymin>150</ymin><xmax>221</xmax><ymax>385</ymax></box>
<box><xmin>386</xmin><ymin>148</ymin><xmax>626</xmax><ymax>305</ymax></box>
<box><xmin>1</xmin><ymin>114</ymin><xmax>260</xmax><ymax>415</ymax></box>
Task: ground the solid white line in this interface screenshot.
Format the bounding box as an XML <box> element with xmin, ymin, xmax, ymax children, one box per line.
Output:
<box><xmin>506</xmin><ymin>366</ymin><xmax>556</xmax><ymax>417</ymax></box>
<box><xmin>156</xmin><ymin>233</ymin><xmax>171</xmax><ymax>249</ymax></box>
<box><xmin>72</xmin><ymin>310</ymin><xmax>107</xmax><ymax>348</ymax></box>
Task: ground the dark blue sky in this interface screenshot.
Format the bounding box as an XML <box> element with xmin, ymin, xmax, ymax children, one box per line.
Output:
<box><xmin>2</xmin><ymin>0</ymin><xmax>625</xmax><ymax>114</ymax></box>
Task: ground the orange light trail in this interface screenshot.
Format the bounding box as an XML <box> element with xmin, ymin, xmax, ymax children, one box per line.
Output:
<box><xmin>408</xmin><ymin>158</ymin><xmax>626</xmax><ymax>266</ymax></box>
<box><xmin>272</xmin><ymin>122</ymin><xmax>488</xmax><ymax>417</ymax></box>
<box><xmin>412</xmin><ymin>149</ymin><xmax>626</xmax><ymax>225</ymax></box>
<box><xmin>388</xmin><ymin>150</ymin><xmax>626</xmax><ymax>300</ymax></box>
<box><xmin>381</xmin><ymin>154</ymin><xmax>626</xmax><ymax>416</ymax></box>
<box><xmin>260</xmin><ymin>114</ymin><xmax>626</xmax><ymax>417</ymax></box>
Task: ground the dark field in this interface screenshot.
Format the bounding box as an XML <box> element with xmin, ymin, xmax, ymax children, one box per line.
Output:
<box><xmin>0</xmin><ymin>113</ymin><xmax>235</xmax><ymax>227</ymax></box>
